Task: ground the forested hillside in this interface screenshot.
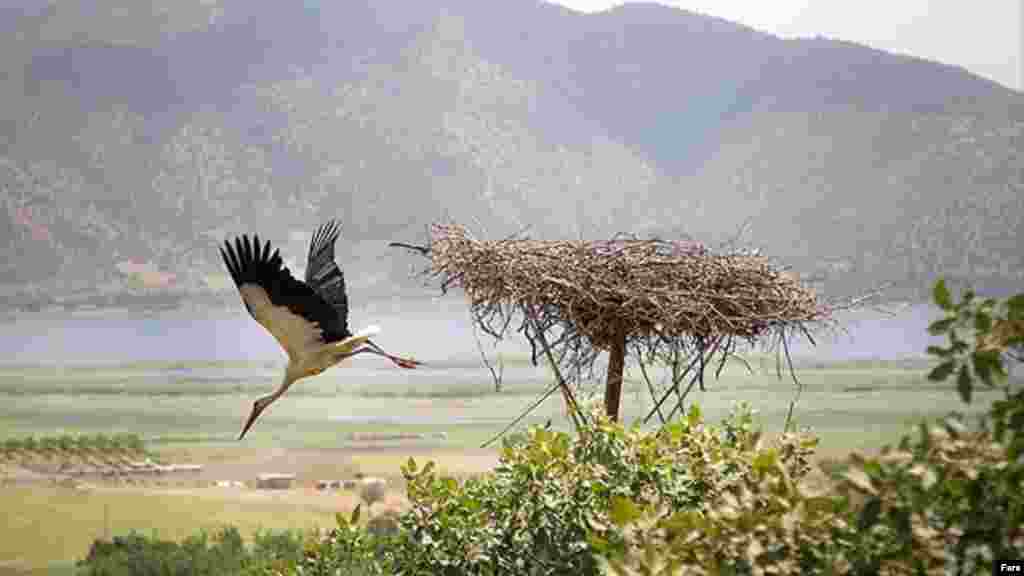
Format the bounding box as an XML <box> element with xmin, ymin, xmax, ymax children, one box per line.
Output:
<box><xmin>1</xmin><ymin>0</ymin><xmax>1020</xmax><ymax>311</ymax></box>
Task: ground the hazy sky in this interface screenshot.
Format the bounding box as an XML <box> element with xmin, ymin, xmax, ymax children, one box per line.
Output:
<box><xmin>552</xmin><ymin>0</ymin><xmax>1022</xmax><ymax>91</ymax></box>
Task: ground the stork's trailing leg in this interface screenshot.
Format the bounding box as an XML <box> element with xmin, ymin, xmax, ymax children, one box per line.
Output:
<box><xmin>348</xmin><ymin>341</ymin><xmax>422</xmax><ymax>369</ymax></box>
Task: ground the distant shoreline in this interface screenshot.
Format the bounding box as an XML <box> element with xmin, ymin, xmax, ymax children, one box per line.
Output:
<box><xmin>0</xmin><ymin>296</ymin><xmax>232</xmax><ymax>320</ymax></box>
<box><xmin>0</xmin><ymin>291</ymin><xmax>458</xmax><ymax>322</ymax></box>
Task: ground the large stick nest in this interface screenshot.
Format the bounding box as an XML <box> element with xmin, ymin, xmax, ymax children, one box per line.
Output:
<box><xmin>418</xmin><ymin>223</ymin><xmax>829</xmax><ymax>349</ymax></box>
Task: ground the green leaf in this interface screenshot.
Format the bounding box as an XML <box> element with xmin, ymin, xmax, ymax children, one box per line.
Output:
<box><xmin>927</xmin><ymin>317</ymin><xmax>956</xmax><ymax>336</ymax></box>
<box><xmin>1010</xmin><ymin>409</ymin><xmax>1024</xmax><ymax>433</ymax></box>
<box><xmin>925</xmin><ymin>345</ymin><xmax>950</xmax><ymax>358</ymax></box>
<box><xmin>957</xmin><ymin>365</ymin><xmax>972</xmax><ymax>404</ymax></box>
<box><xmin>609</xmin><ymin>496</ymin><xmax>643</xmax><ymax>527</ymax></box>
<box><xmin>588</xmin><ymin>534</ymin><xmax>610</xmax><ymax>554</ymax></box>
<box><xmin>686</xmin><ymin>403</ymin><xmax>702</xmax><ymax>427</ymax></box>
<box><xmin>1007</xmin><ymin>294</ymin><xmax>1024</xmax><ymax>320</ymax></box>
<box><xmin>803</xmin><ymin>496</ymin><xmax>837</xmax><ymax>517</ymax></box>
<box><xmin>857</xmin><ymin>496</ymin><xmax>882</xmax><ymax>531</ymax></box>
<box><xmin>972</xmin><ymin>353</ymin><xmax>993</xmax><ymax>387</ymax></box>
<box><xmin>950</xmin><ymin>337</ymin><xmax>969</xmax><ymax>353</ymax></box>
<box><xmin>752</xmin><ymin>448</ymin><xmax>779</xmax><ymax>474</ymax></box>
<box><xmin>992</xmin><ymin>360</ymin><xmax>1008</xmax><ymax>382</ymax></box>
<box><xmin>962</xmin><ymin>289</ymin><xmax>975</xmax><ymax>306</ymax></box>
<box><xmin>861</xmin><ymin>460</ymin><xmax>883</xmax><ymax>479</ymax></box>
<box><xmin>350</xmin><ymin>503</ymin><xmax>362</xmax><ymax>525</ymax></box>
<box><xmin>971</xmin><ymin>349</ymin><xmax>1003</xmax><ymax>387</ymax></box>
<box><xmin>927</xmin><ymin>360</ymin><xmax>956</xmax><ymax>382</ymax></box>
<box><xmin>974</xmin><ymin>311</ymin><xmax>993</xmax><ymax>333</ymax></box>
<box><xmin>933</xmin><ymin>279</ymin><xmax>953</xmax><ymax>311</ymax></box>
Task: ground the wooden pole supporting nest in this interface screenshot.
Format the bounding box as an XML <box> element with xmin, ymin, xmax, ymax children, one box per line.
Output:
<box><xmin>605</xmin><ymin>321</ymin><xmax>627</xmax><ymax>422</ymax></box>
<box><xmin>526</xmin><ymin>306</ymin><xmax>586</xmax><ymax>431</ymax></box>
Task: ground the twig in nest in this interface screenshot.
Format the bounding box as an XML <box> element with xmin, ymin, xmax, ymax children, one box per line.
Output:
<box><xmin>714</xmin><ymin>335</ymin><xmax>756</xmax><ymax>379</ymax></box>
<box><xmin>525</xmin><ymin>305</ymin><xmax>586</xmax><ymax>431</ymax></box>
<box><xmin>643</xmin><ymin>336</ymin><xmax>723</xmax><ymax>425</ymax></box>
<box><xmin>780</xmin><ymin>328</ymin><xmax>804</xmax><ymax>434</ymax></box>
<box><xmin>664</xmin><ymin>369</ymin><xmax>702</xmax><ymax>423</ymax></box>
<box><xmin>388</xmin><ymin>241</ymin><xmax>430</xmax><ymax>256</ymax></box>
<box><xmin>633</xmin><ymin>343</ymin><xmax>665</xmax><ymax>425</ymax></box>
<box><xmin>471</xmin><ymin>319</ymin><xmax>503</xmax><ymax>393</ymax></box>
<box><xmin>480</xmin><ymin>382</ymin><xmax>561</xmax><ymax>449</ymax></box>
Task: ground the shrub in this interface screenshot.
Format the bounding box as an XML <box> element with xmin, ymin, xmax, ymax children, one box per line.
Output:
<box><xmin>57</xmin><ymin>433</ymin><xmax>76</xmax><ymax>453</ymax></box>
<box><xmin>833</xmin><ymin>279</ymin><xmax>1024</xmax><ymax>574</ymax></box>
<box><xmin>77</xmin><ymin>525</ymin><xmax>305</xmax><ymax>576</ymax></box>
<box><xmin>74</xmin><ymin>433</ymin><xmax>94</xmax><ymax>453</ymax></box>
<box><xmin>593</xmin><ymin>416</ymin><xmax>844</xmax><ymax>575</ymax></box>
<box><xmin>91</xmin><ymin>433</ymin><xmax>112</xmax><ymax>452</ymax></box>
<box><xmin>592</xmin><ymin>412</ymin><xmax>1022</xmax><ymax>576</ymax></box>
<box><xmin>109</xmin><ymin>433</ymin><xmax>126</xmax><ymax>452</ymax></box>
<box><xmin>38</xmin><ymin>435</ymin><xmax>58</xmax><ymax>454</ymax></box>
<box><xmin>297</xmin><ymin>507</ymin><xmax>385</xmax><ymax>576</ymax></box>
<box><xmin>79</xmin><ymin>529</ymin><xmax>242</xmax><ymax>576</ymax></box>
<box><xmin>122</xmin><ymin>433</ymin><xmax>146</xmax><ymax>453</ymax></box>
<box><xmin>829</xmin><ymin>414</ymin><xmax>1023</xmax><ymax>575</ymax></box>
<box><xmin>924</xmin><ymin>279</ymin><xmax>1022</xmax><ymax>405</ymax></box>
<box><xmin>248</xmin><ymin>528</ymin><xmax>306</xmax><ymax>574</ymax></box>
<box><xmin>601</xmin><ymin>279</ymin><xmax>1024</xmax><ymax>575</ymax></box>
<box><xmin>303</xmin><ymin>402</ymin><xmax>823</xmax><ymax>576</ymax></box>
<box><xmin>366</xmin><ymin>510</ymin><xmax>401</xmax><ymax>540</ymax></box>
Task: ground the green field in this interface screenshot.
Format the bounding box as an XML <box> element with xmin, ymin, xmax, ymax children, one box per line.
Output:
<box><xmin>0</xmin><ymin>353</ymin><xmax>1012</xmax><ymax>572</ymax></box>
<box><xmin>0</xmin><ymin>486</ymin><xmax>336</xmax><ymax>576</ymax></box>
<box><xmin>0</xmin><ymin>354</ymin><xmax>1002</xmax><ymax>452</ymax></box>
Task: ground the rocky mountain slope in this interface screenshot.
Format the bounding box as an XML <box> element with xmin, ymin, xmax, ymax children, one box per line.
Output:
<box><xmin>1</xmin><ymin>0</ymin><xmax>1020</xmax><ymax>310</ymax></box>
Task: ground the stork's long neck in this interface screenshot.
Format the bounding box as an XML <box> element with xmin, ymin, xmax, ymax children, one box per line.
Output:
<box><xmin>239</xmin><ymin>370</ymin><xmax>298</xmax><ymax>440</ymax></box>
<box><xmin>278</xmin><ymin>365</ymin><xmax>302</xmax><ymax>398</ymax></box>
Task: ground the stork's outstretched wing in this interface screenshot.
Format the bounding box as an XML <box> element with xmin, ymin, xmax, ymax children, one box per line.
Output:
<box><xmin>220</xmin><ymin>234</ymin><xmax>351</xmax><ymax>360</ymax></box>
<box><xmin>305</xmin><ymin>220</ymin><xmax>349</xmax><ymax>337</ymax></box>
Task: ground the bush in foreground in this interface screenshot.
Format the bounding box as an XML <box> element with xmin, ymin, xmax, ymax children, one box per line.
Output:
<box><xmin>601</xmin><ymin>279</ymin><xmax>1024</xmax><ymax>575</ymax></box>
<box><xmin>297</xmin><ymin>402</ymin><xmax>820</xmax><ymax>575</ymax></box>
<box><xmin>76</xmin><ymin>526</ymin><xmax>304</xmax><ymax>576</ymax></box>
<box><xmin>80</xmin><ymin>397</ymin><xmax>1022</xmax><ymax>575</ymax></box>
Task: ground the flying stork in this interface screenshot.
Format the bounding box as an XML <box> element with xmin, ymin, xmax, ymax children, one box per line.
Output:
<box><xmin>220</xmin><ymin>219</ymin><xmax>421</xmax><ymax>440</ymax></box>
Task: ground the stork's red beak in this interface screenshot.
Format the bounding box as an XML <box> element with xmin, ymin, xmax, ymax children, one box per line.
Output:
<box><xmin>394</xmin><ymin>357</ymin><xmax>422</xmax><ymax>369</ymax></box>
<box><xmin>238</xmin><ymin>402</ymin><xmax>267</xmax><ymax>440</ymax></box>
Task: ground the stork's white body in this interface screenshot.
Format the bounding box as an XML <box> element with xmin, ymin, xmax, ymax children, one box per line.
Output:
<box><xmin>240</xmin><ymin>282</ymin><xmax>380</xmax><ymax>375</ymax></box>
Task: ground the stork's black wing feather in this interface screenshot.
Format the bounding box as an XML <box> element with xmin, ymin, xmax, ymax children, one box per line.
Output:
<box><xmin>220</xmin><ymin>233</ymin><xmax>351</xmax><ymax>344</ymax></box>
<box><xmin>305</xmin><ymin>220</ymin><xmax>349</xmax><ymax>336</ymax></box>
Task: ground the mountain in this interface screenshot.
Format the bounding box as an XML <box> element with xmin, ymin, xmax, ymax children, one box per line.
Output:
<box><xmin>0</xmin><ymin>0</ymin><xmax>1020</xmax><ymax>311</ymax></box>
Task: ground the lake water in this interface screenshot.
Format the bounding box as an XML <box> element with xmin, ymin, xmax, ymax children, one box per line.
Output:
<box><xmin>0</xmin><ymin>298</ymin><xmax>1000</xmax><ymax>438</ymax></box>
<box><xmin>0</xmin><ymin>298</ymin><xmax>945</xmax><ymax>366</ymax></box>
